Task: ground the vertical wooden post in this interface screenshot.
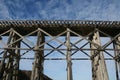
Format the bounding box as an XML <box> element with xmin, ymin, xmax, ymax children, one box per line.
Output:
<box><xmin>1</xmin><ymin>28</ymin><xmax>20</xmax><ymax>80</ymax></box>
<box><xmin>12</xmin><ymin>35</ymin><xmax>20</xmax><ymax>80</ymax></box>
<box><xmin>66</xmin><ymin>28</ymin><xmax>73</xmax><ymax>80</ymax></box>
<box><xmin>90</xmin><ymin>31</ymin><xmax>109</xmax><ymax>80</ymax></box>
<box><xmin>113</xmin><ymin>37</ymin><xmax>120</xmax><ymax>80</ymax></box>
<box><xmin>0</xmin><ymin>30</ymin><xmax>13</xmax><ymax>80</ymax></box>
<box><xmin>31</xmin><ymin>29</ymin><xmax>44</xmax><ymax>80</ymax></box>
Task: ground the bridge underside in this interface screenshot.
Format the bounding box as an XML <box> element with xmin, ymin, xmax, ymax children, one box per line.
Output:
<box><xmin>0</xmin><ymin>20</ymin><xmax>120</xmax><ymax>80</ymax></box>
<box><xmin>0</xmin><ymin>20</ymin><xmax>120</xmax><ymax>36</ymax></box>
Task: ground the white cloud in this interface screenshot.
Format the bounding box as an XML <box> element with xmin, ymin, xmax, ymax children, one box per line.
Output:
<box><xmin>0</xmin><ymin>0</ymin><xmax>120</xmax><ymax>20</ymax></box>
<box><xmin>0</xmin><ymin>0</ymin><xmax>12</xmax><ymax>19</ymax></box>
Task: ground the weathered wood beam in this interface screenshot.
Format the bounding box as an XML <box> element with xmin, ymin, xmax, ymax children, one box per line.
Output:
<box><xmin>90</xmin><ymin>31</ymin><xmax>109</xmax><ymax>80</ymax></box>
<box><xmin>31</xmin><ymin>29</ymin><xmax>44</xmax><ymax>80</ymax></box>
<box><xmin>66</xmin><ymin>28</ymin><xmax>73</xmax><ymax>80</ymax></box>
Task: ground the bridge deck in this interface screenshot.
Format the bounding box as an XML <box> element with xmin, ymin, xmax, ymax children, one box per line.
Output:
<box><xmin>0</xmin><ymin>20</ymin><xmax>120</xmax><ymax>36</ymax></box>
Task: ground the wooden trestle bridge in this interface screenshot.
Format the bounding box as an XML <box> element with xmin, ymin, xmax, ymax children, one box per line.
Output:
<box><xmin>0</xmin><ymin>20</ymin><xmax>120</xmax><ymax>80</ymax></box>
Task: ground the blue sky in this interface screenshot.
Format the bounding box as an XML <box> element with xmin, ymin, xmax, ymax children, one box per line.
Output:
<box><xmin>0</xmin><ymin>0</ymin><xmax>120</xmax><ymax>20</ymax></box>
<box><xmin>0</xmin><ymin>0</ymin><xmax>119</xmax><ymax>80</ymax></box>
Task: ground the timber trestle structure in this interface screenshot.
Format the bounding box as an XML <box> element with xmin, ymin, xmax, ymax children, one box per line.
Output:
<box><xmin>0</xmin><ymin>20</ymin><xmax>120</xmax><ymax>80</ymax></box>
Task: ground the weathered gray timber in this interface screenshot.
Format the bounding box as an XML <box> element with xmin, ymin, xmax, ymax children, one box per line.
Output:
<box><xmin>0</xmin><ymin>20</ymin><xmax>120</xmax><ymax>80</ymax></box>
